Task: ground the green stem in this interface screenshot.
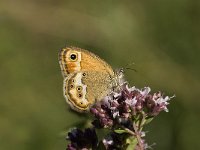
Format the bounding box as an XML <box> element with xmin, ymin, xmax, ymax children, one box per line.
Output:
<box><xmin>124</xmin><ymin>128</ymin><xmax>136</xmax><ymax>136</ymax></box>
<box><xmin>133</xmin><ymin>122</ymin><xmax>144</xmax><ymax>150</ymax></box>
<box><xmin>139</xmin><ymin>113</ymin><xmax>146</xmax><ymax>132</ymax></box>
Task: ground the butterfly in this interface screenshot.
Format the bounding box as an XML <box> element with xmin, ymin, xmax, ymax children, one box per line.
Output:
<box><xmin>58</xmin><ymin>46</ymin><xmax>124</xmax><ymax>112</ymax></box>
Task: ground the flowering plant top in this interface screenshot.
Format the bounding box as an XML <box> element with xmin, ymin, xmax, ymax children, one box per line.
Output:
<box><xmin>67</xmin><ymin>83</ymin><xmax>173</xmax><ymax>150</ymax></box>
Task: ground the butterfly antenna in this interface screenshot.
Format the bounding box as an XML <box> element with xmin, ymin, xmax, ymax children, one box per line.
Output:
<box><xmin>123</xmin><ymin>62</ymin><xmax>137</xmax><ymax>73</ymax></box>
<box><xmin>125</xmin><ymin>67</ymin><xmax>137</xmax><ymax>72</ymax></box>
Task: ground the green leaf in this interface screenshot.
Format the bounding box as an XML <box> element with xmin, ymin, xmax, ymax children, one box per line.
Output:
<box><xmin>96</xmin><ymin>128</ymin><xmax>110</xmax><ymax>141</ymax></box>
<box><xmin>126</xmin><ymin>136</ymin><xmax>137</xmax><ymax>150</ymax></box>
<box><xmin>114</xmin><ymin>129</ymin><xmax>129</xmax><ymax>134</ymax></box>
<box><xmin>97</xmin><ymin>141</ymin><xmax>106</xmax><ymax>150</ymax></box>
<box><xmin>144</xmin><ymin>117</ymin><xmax>154</xmax><ymax>125</ymax></box>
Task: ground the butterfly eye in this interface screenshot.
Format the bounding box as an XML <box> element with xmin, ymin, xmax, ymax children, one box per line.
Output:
<box><xmin>70</xmin><ymin>53</ymin><xmax>78</xmax><ymax>61</ymax></box>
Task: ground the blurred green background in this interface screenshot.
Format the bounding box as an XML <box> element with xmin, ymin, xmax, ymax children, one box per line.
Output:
<box><xmin>0</xmin><ymin>0</ymin><xmax>200</xmax><ymax>150</ymax></box>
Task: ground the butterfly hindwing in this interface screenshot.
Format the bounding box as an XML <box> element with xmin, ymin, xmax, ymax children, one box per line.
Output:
<box><xmin>63</xmin><ymin>71</ymin><xmax>113</xmax><ymax>111</ymax></box>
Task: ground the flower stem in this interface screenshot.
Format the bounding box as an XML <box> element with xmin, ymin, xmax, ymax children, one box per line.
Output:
<box><xmin>139</xmin><ymin>113</ymin><xmax>146</xmax><ymax>132</ymax></box>
<box><xmin>133</xmin><ymin>122</ymin><xmax>144</xmax><ymax>150</ymax></box>
<box><xmin>124</xmin><ymin>128</ymin><xmax>136</xmax><ymax>136</ymax></box>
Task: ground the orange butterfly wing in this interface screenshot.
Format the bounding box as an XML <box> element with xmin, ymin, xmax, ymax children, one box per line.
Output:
<box><xmin>58</xmin><ymin>46</ymin><xmax>115</xmax><ymax>77</ymax></box>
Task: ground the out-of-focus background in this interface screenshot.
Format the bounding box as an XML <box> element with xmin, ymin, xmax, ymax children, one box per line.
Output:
<box><xmin>0</xmin><ymin>0</ymin><xmax>200</xmax><ymax>150</ymax></box>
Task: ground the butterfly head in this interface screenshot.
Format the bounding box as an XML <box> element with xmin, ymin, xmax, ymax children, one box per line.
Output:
<box><xmin>111</xmin><ymin>68</ymin><xmax>125</xmax><ymax>91</ymax></box>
